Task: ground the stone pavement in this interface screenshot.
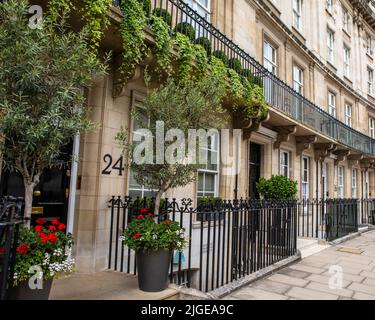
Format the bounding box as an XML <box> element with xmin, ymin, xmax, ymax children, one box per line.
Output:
<box><xmin>223</xmin><ymin>231</ymin><xmax>375</xmax><ymax>300</ymax></box>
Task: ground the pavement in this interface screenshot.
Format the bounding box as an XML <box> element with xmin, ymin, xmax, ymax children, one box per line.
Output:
<box><xmin>49</xmin><ymin>271</ymin><xmax>178</xmax><ymax>300</ymax></box>
<box><xmin>223</xmin><ymin>230</ymin><xmax>375</xmax><ymax>300</ymax></box>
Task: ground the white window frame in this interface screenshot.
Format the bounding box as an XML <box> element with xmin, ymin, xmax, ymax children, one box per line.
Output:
<box><xmin>128</xmin><ymin>108</ymin><xmax>158</xmax><ymax>198</ymax></box>
<box><xmin>280</xmin><ymin>150</ymin><xmax>290</xmax><ymax>178</ymax></box>
<box><xmin>352</xmin><ymin>168</ymin><xmax>357</xmax><ymax>198</ymax></box>
<box><xmin>327</xmin><ymin>29</ymin><xmax>335</xmax><ymax>64</ymax></box>
<box><xmin>345</xmin><ymin>103</ymin><xmax>352</xmax><ymax>127</ymax></box>
<box><xmin>343</xmin><ymin>46</ymin><xmax>350</xmax><ymax>78</ymax></box>
<box><xmin>328</xmin><ymin>91</ymin><xmax>336</xmax><ymax>117</ymax></box>
<box><xmin>301</xmin><ymin>156</ymin><xmax>310</xmax><ymax>201</ymax></box>
<box><xmin>293</xmin><ymin>0</ymin><xmax>302</xmax><ymax>31</ymax></box>
<box><xmin>197</xmin><ymin>132</ymin><xmax>220</xmax><ymax>199</ymax></box>
<box><xmin>293</xmin><ymin>65</ymin><xmax>304</xmax><ymax>94</ymax></box>
<box><xmin>366</xmin><ymin>33</ymin><xmax>373</xmax><ymax>56</ymax></box>
<box><xmin>263</xmin><ymin>40</ymin><xmax>277</xmax><ymax>74</ymax></box>
<box><xmin>369</xmin><ymin>117</ymin><xmax>375</xmax><ymax>138</ymax></box>
<box><xmin>338</xmin><ymin>166</ymin><xmax>344</xmax><ymax>199</ymax></box>
<box><xmin>342</xmin><ymin>7</ymin><xmax>350</xmax><ymax>34</ymax></box>
<box><xmin>185</xmin><ymin>0</ymin><xmax>211</xmax><ymax>20</ymax></box>
<box><xmin>368</xmin><ymin>68</ymin><xmax>374</xmax><ymax>96</ymax></box>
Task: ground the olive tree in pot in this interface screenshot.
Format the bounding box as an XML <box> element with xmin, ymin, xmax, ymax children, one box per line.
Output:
<box><xmin>122</xmin><ymin>208</ymin><xmax>187</xmax><ymax>292</ymax></box>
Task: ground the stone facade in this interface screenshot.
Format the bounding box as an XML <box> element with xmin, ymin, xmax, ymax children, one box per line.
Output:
<box><xmin>71</xmin><ymin>0</ymin><xmax>375</xmax><ymax>272</ymax></box>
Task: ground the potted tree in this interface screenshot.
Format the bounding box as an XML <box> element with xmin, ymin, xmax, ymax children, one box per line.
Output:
<box><xmin>8</xmin><ymin>218</ymin><xmax>74</xmax><ymax>300</ymax></box>
<box><xmin>122</xmin><ymin>208</ymin><xmax>187</xmax><ymax>292</ymax></box>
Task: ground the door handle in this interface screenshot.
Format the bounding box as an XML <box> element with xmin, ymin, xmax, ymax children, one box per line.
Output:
<box><xmin>34</xmin><ymin>190</ymin><xmax>41</xmax><ymax>197</ymax></box>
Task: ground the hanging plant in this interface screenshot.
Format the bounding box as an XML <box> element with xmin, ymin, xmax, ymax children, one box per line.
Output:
<box><xmin>228</xmin><ymin>69</ymin><xmax>244</xmax><ymax>104</ymax></box>
<box><xmin>212</xmin><ymin>50</ymin><xmax>228</xmax><ymax>65</ymax></box>
<box><xmin>252</xmin><ymin>84</ymin><xmax>268</xmax><ymax>121</ymax></box>
<box><xmin>152</xmin><ymin>8</ymin><xmax>172</xmax><ymax>25</ymax></box>
<box><xmin>118</xmin><ymin>0</ymin><xmax>147</xmax><ymax>82</ymax></box>
<box><xmin>174</xmin><ymin>22</ymin><xmax>196</xmax><ymax>41</ymax></box>
<box><xmin>150</xmin><ymin>15</ymin><xmax>173</xmax><ymax>77</ymax></box>
<box><xmin>197</xmin><ymin>37</ymin><xmax>212</xmax><ymax>57</ymax></box>
<box><xmin>194</xmin><ymin>44</ymin><xmax>209</xmax><ymax>77</ymax></box>
<box><xmin>209</xmin><ymin>56</ymin><xmax>227</xmax><ymax>95</ymax></box>
<box><xmin>136</xmin><ymin>0</ymin><xmax>151</xmax><ymax>15</ymax></box>
<box><xmin>82</xmin><ymin>0</ymin><xmax>113</xmax><ymax>49</ymax></box>
<box><xmin>175</xmin><ymin>33</ymin><xmax>194</xmax><ymax>83</ymax></box>
<box><xmin>228</xmin><ymin>57</ymin><xmax>242</xmax><ymax>73</ymax></box>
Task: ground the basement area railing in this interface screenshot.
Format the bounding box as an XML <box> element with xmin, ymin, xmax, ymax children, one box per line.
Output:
<box><xmin>113</xmin><ymin>0</ymin><xmax>375</xmax><ymax>156</ymax></box>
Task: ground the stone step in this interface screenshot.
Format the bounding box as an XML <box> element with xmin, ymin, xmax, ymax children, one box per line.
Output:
<box><xmin>297</xmin><ymin>238</ymin><xmax>330</xmax><ymax>259</ymax></box>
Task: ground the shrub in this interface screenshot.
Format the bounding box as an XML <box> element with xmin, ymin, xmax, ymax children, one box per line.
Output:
<box><xmin>196</xmin><ymin>37</ymin><xmax>212</xmax><ymax>56</ymax></box>
<box><xmin>242</xmin><ymin>69</ymin><xmax>263</xmax><ymax>87</ymax></box>
<box><xmin>228</xmin><ymin>57</ymin><xmax>242</xmax><ymax>73</ymax></box>
<box><xmin>256</xmin><ymin>175</ymin><xmax>298</xmax><ymax>200</ymax></box>
<box><xmin>152</xmin><ymin>8</ymin><xmax>172</xmax><ymax>25</ymax></box>
<box><xmin>137</xmin><ymin>0</ymin><xmax>151</xmax><ymax>15</ymax></box>
<box><xmin>212</xmin><ymin>50</ymin><xmax>228</xmax><ymax>65</ymax></box>
<box><xmin>174</xmin><ymin>22</ymin><xmax>196</xmax><ymax>41</ymax></box>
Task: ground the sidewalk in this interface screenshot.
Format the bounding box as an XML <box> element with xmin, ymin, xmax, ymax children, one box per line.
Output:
<box><xmin>223</xmin><ymin>231</ymin><xmax>375</xmax><ymax>300</ymax></box>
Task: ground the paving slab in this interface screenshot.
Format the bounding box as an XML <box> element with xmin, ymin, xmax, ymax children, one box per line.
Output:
<box><xmin>305</xmin><ymin>282</ymin><xmax>354</xmax><ymax>298</ymax></box>
<box><xmin>286</xmin><ymin>287</ymin><xmax>338</xmax><ymax>300</ymax></box>
<box><xmin>305</xmin><ymin>274</ymin><xmax>351</xmax><ymax>288</ymax></box>
<box><xmin>231</xmin><ymin>288</ymin><xmax>288</xmax><ymax>300</ymax></box>
<box><xmin>250</xmin><ymin>279</ymin><xmax>291</xmax><ymax>294</ymax></box>
<box><xmin>267</xmin><ymin>274</ymin><xmax>309</xmax><ymax>287</ymax></box>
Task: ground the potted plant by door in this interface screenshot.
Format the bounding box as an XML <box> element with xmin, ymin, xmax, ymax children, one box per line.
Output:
<box><xmin>122</xmin><ymin>208</ymin><xmax>187</xmax><ymax>292</ymax></box>
<box><xmin>9</xmin><ymin>218</ymin><xmax>74</xmax><ymax>300</ymax></box>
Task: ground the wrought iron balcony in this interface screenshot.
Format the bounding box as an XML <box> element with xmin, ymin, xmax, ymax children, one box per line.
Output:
<box><xmin>115</xmin><ymin>0</ymin><xmax>375</xmax><ymax>156</ymax></box>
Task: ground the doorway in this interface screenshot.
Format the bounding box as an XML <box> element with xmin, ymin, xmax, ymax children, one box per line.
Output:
<box><xmin>249</xmin><ymin>142</ymin><xmax>262</xmax><ymax>199</ymax></box>
<box><xmin>0</xmin><ymin>142</ymin><xmax>73</xmax><ymax>225</ymax></box>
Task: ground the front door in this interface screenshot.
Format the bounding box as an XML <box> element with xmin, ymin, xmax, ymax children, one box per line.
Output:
<box><xmin>0</xmin><ymin>143</ymin><xmax>72</xmax><ymax>225</ymax></box>
<box><xmin>249</xmin><ymin>142</ymin><xmax>261</xmax><ymax>199</ymax></box>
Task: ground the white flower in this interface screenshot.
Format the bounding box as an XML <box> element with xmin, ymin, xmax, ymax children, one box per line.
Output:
<box><xmin>118</xmin><ymin>236</ymin><xmax>125</xmax><ymax>242</ymax></box>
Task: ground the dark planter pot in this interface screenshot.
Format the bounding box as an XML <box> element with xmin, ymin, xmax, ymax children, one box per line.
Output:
<box><xmin>136</xmin><ymin>249</ymin><xmax>172</xmax><ymax>292</ymax></box>
<box><xmin>8</xmin><ymin>278</ymin><xmax>53</xmax><ymax>300</ymax></box>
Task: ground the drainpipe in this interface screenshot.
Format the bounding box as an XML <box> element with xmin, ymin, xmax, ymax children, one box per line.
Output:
<box><xmin>67</xmin><ymin>134</ymin><xmax>80</xmax><ymax>235</ymax></box>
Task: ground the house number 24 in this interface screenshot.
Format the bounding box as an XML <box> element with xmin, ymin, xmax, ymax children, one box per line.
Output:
<box><xmin>101</xmin><ymin>154</ymin><xmax>125</xmax><ymax>176</ymax></box>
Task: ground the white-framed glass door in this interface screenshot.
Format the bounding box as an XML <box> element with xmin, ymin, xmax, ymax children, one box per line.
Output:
<box><xmin>302</xmin><ymin>156</ymin><xmax>310</xmax><ymax>213</ymax></box>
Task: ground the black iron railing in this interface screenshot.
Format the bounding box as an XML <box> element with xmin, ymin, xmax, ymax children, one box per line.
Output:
<box><xmin>114</xmin><ymin>0</ymin><xmax>375</xmax><ymax>156</ymax></box>
<box><xmin>360</xmin><ymin>198</ymin><xmax>375</xmax><ymax>225</ymax></box>
<box><xmin>108</xmin><ymin>197</ymin><xmax>297</xmax><ymax>292</ymax></box>
<box><xmin>298</xmin><ymin>198</ymin><xmax>359</xmax><ymax>242</ymax></box>
<box><xmin>0</xmin><ymin>197</ymin><xmax>24</xmax><ymax>300</ymax></box>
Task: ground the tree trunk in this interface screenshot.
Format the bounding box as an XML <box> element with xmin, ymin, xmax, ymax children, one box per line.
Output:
<box><xmin>154</xmin><ymin>189</ymin><xmax>164</xmax><ymax>217</ymax></box>
<box><xmin>24</xmin><ymin>181</ymin><xmax>34</xmax><ymax>225</ymax></box>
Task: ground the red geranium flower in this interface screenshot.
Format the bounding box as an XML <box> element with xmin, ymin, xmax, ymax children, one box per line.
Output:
<box><xmin>38</xmin><ymin>232</ymin><xmax>48</xmax><ymax>244</ymax></box>
<box><xmin>48</xmin><ymin>225</ymin><xmax>57</xmax><ymax>231</ymax></box>
<box><xmin>51</xmin><ymin>219</ymin><xmax>60</xmax><ymax>226</ymax></box>
<box><xmin>34</xmin><ymin>225</ymin><xmax>43</xmax><ymax>233</ymax></box>
<box><xmin>147</xmin><ymin>213</ymin><xmax>153</xmax><ymax>217</ymax></box>
<box><xmin>165</xmin><ymin>220</ymin><xmax>171</xmax><ymax>225</ymax></box>
<box><xmin>58</xmin><ymin>223</ymin><xmax>66</xmax><ymax>231</ymax></box>
<box><xmin>140</xmin><ymin>208</ymin><xmax>148</xmax><ymax>213</ymax></box>
<box><xmin>16</xmin><ymin>244</ymin><xmax>29</xmax><ymax>255</ymax></box>
<box><xmin>36</xmin><ymin>218</ymin><xmax>46</xmax><ymax>225</ymax></box>
<box><xmin>133</xmin><ymin>233</ymin><xmax>140</xmax><ymax>239</ymax></box>
<box><xmin>0</xmin><ymin>246</ymin><xmax>5</xmax><ymax>254</ymax></box>
<box><xmin>48</xmin><ymin>233</ymin><xmax>57</xmax><ymax>243</ymax></box>
<box><xmin>137</xmin><ymin>214</ymin><xmax>144</xmax><ymax>219</ymax></box>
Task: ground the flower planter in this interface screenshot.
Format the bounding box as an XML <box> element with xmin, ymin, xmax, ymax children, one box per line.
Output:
<box><xmin>136</xmin><ymin>249</ymin><xmax>172</xmax><ymax>292</ymax></box>
<box><xmin>8</xmin><ymin>278</ymin><xmax>53</xmax><ymax>300</ymax></box>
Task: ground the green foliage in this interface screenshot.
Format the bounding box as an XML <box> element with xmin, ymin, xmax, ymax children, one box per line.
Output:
<box><xmin>212</xmin><ymin>50</ymin><xmax>228</xmax><ymax>65</ymax></box>
<box><xmin>197</xmin><ymin>37</ymin><xmax>212</xmax><ymax>56</ymax></box>
<box><xmin>175</xmin><ymin>33</ymin><xmax>194</xmax><ymax>83</ymax></box>
<box><xmin>194</xmin><ymin>44</ymin><xmax>209</xmax><ymax>76</ymax></box>
<box><xmin>123</xmin><ymin>210</ymin><xmax>187</xmax><ymax>252</ymax></box>
<box><xmin>210</xmin><ymin>56</ymin><xmax>227</xmax><ymax>94</ymax></box>
<box><xmin>174</xmin><ymin>22</ymin><xmax>196</xmax><ymax>41</ymax></box>
<box><xmin>198</xmin><ymin>196</ymin><xmax>223</xmax><ymax>206</ymax></box>
<box><xmin>228</xmin><ymin>69</ymin><xmax>244</xmax><ymax>103</ymax></box>
<box><xmin>228</xmin><ymin>57</ymin><xmax>242</xmax><ymax>73</ymax></box>
<box><xmin>150</xmin><ymin>15</ymin><xmax>173</xmax><ymax>77</ymax></box>
<box><xmin>152</xmin><ymin>8</ymin><xmax>172</xmax><ymax>25</ymax></box>
<box><xmin>256</xmin><ymin>175</ymin><xmax>298</xmax><ymax>200</ymax></box>
<box><xmin>242</xmin><ymin>69</ymin><xmax>263</xmax><ymax>87</ymax></box>
<box><xmin>12</xmin><ymin>219</ymin><xmax>74</xmax><ymax>286</ymax></box>
<box><xmin>252</xmin><ymin>84</ymin><xmax>268</xmax><ymax>120</ymax></box>
<box><xmin>119</xmin><ymin>0</ymin><xmax>147</xmax><ymax>82</ymax></box>
<box><xmin>0</xmin><ymin>0</ymin><xmax>108</xmax><ymax>217</ymax></box>
<box><xmin>82</xmin><ymin>0</ymin><xmax>113</xmax><ymax>49</ymax></box>
<box><xmin>136</xmin><ymin>0</ymin><xmax>151</xmax><ymax>15</ymax></box>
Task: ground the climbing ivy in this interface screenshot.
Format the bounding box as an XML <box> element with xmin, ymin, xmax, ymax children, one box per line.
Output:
<box><xmin>150</xmin><ymin>16</ymin><xmax>173</xmax><ymax>77</ymax></box>
<box><xmin>194</xmin><ymin>44</ymin><xmax>209</xmax><ymax>77</ymax></box>
<box><xmin>175</xmin><ymin>33</ymin><xmax>194</xmax><ymax>83</ymax></box>
<box><xmin>118</xmin><ymin>0</ymin><xmax>147</xmax><ymax>82</ymax></box>
<box><xmin>82</xmin><ymin>0</ymin><xmax>113</xmax><ymax>48</ymax></box>
<box><xmin>228</xmin><ymin>69</ymin><xmax>244</xmax><ymax>104</ymax></box>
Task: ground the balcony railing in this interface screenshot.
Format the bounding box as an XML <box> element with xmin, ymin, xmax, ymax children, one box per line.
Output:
<box><xmin>115</xmin><ymin>0</ymin><xmax>375</xmax><ymax>156</ymax></box>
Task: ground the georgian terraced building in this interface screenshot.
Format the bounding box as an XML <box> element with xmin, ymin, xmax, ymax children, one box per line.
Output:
<box><xmin>2</xmin><ymin>0</ymin><xmax>375</xmax><ymax>274</ymax></box>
